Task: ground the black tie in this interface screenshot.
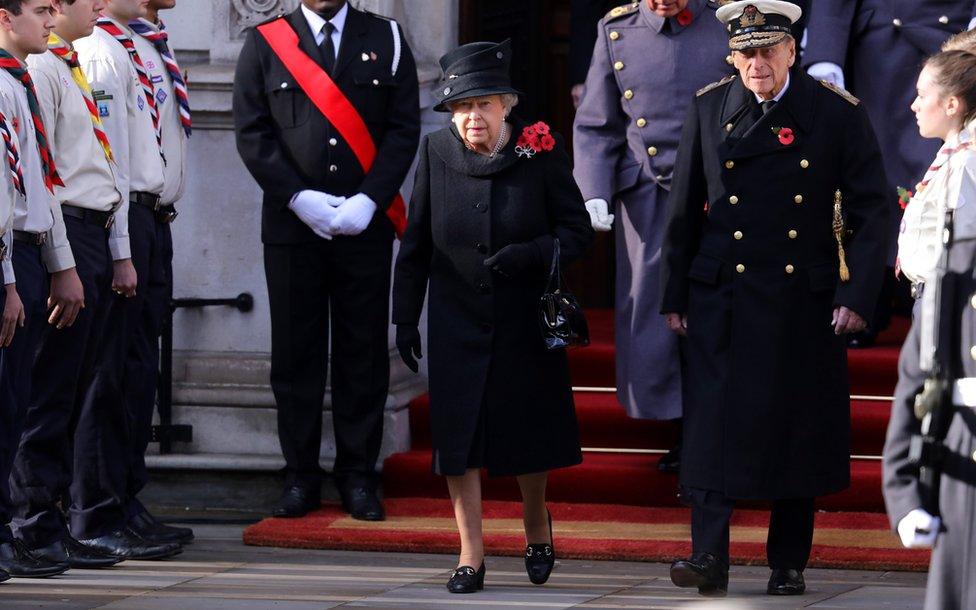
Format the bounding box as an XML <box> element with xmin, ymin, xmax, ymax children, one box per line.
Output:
<box><xmin>319</xmin><ymin>22</ymin><xmax>336</xmax><ymax>74</ymax></box>
<box><xmin>761</xmin><ymin>100</ymin><xmax>777</xmax><ymax>115</ymax></box>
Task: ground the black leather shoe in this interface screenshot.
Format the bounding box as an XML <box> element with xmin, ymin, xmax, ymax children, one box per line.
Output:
<box><xmin>272</xmin><ymin>485</ymin><xmax>320</xmax><ymax>518</ymax></box>
<box><xmin>525</xmin><ymin>510</ymin><xmax>555</xmax><ymax>585</ymax></box>
<box><xmin>0</xmin><ymin>539</ymin><xmax>69</xmax><ymax>577</ymax></box>
<box><xmin>340</xmin><ymin>486</ymin><xmax>385</xmax><ymax>521</ymax></box>
<box><xmin>670</xmin><ymin>552</ymin><xmax>729</xmax><ymax>597</ymax></box>
<box><xmin>657</xmin><ymin>444</ymin><xmax>681</xmax><ymax>474</ymax></box>
<box><xmin>31</xmin><ymin>538</ymin><xmax>121</xmax><ymax>569</ymax></box>
<box><xmin>129</xmin><ymin>510</ymin><xmax>194</xmax><ymax>545</ymax></box>
<box><xmin>76</xmin><ymin>529</ymin><xmax>181</xmax><ymax>560</ymax></box>
<box><xmin>447</xmin><ymin>563</ymin><xmax>485</xmax><ymax>593</ymax></box>
<box><xmin>0</xmin><ymin>567</ymin><xmax>7</xmax><ymax>582</ymax></box>
<box><xmin>767</xmin><ymin>568</ymin><xmax>805</xmax><ymax>595</ymax></box>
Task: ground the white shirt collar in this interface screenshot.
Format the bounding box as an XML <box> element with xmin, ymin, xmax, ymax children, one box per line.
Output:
<box><xmin>301</xmin><ymin>2</ymin><xmax>348</xmax><ymax>39</ymax></box>
<box><xmin>755</xmin><ymin>72</ymin><xmax>791</xmax><ymax>104</ymax></box>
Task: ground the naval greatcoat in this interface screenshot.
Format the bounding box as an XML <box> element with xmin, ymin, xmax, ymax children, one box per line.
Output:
<box><xmin>392</xmin><ymin>122</ymin><xmax>593</xmax><ymax>477</ymax></box>
<box><xmin>661</xmin><ymin>71</ymin><xmax>890</xmax><ymax>499</ymax></box>
<box><xmin>883</xmin><ymin>148</ymin><xmax>976</xmax><ymax>610</ymax></box>
<box><xmin>573</xmin><ymin>0</ymin><xmax>733</xmax><ymax>420</ymax></box>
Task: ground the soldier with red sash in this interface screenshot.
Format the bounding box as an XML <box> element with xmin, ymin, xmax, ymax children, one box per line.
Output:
<box><xmin>233</xmin><ymin>0</ymin><xmax>419</xmax><ymax>521</ymax></box>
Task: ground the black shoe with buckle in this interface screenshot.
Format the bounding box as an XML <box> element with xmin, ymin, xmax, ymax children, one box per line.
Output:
<box><xmin>767</xmin><ymin>568</ymin><xmax>805</xmax><ymax>595</ymax></box>
<box><xmin>670</xmin><ymin>552</ymin><xmax>729</xmax><ymax>597</ymax></box>
<box><xmin>340</xmin><ymin>486</ymin><xmax>385</xmax><ymax>521</ymax></box>
<box><xmin>524</xmin><ymin>510</ymin><xmax>555</xmax><ymax>585</ymax></box>
<box><xmin>447</xmin><ymin>563</ymin><xmax>485</xmax><ymax>594</ymax></box>
<box><xmin>129</xmin><ymin>510</ymin><xmax>194</xmax><ymax>545</ymax></box>
<box><xmin>0</xmin><ymin>539</ymin><xmax>69</xmax><ymax>578</ymax></box>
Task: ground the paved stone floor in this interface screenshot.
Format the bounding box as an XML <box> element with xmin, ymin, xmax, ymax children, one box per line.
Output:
<box><xmin>0</xmin><ymin>524</ymin><xmax>928</xmax><ymax>610</ymax></box>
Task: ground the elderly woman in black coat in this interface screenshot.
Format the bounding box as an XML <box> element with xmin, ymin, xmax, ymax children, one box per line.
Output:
<box><xmin>392</xmin><ymin>40</ymin><xmax>593</xmax><ymax>594</ymax></box>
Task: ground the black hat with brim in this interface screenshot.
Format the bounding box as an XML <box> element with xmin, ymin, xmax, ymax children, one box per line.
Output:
<box><xmin>432</xmin><ymin>39</ymin><xmax>522</xmax><ymax>112</ymax></box>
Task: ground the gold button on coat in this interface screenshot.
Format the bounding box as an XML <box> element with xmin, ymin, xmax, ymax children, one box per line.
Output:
<box><xmin>609</xmin><ymin>30</ymin><xmax>619</xmax><ymax>40</ymax></box>
<box><xmin>788</xmin><ymin>229</ymin><xmax>798</xmax><ymax>239</ymax></box>
<box><xmin>794</xmin><ymin>194</ymin><xmax>803</xmax><ymax>204</ymax></box>
<box><xmin>624</xmin><ymin>89</ymin><xmax>634</xmax><ymax>100</ymax></box>
<box><xmin>725</xmin><ymin>160</ymin><xmax>735</xmax><ymax>169</ymax></box>
<box><xmin>972</xmin><ymin>449</ymin><xmax>976</xmax><ymax>462</ymax></box>
<box><xmin>614</xmin><ymin>61</ymin><xmax>624</xmax><ymax>70</ymax></box>
<box><xmin>726</xmin><ymin>54</ymin><xmax>733</xmax><ymax>65</ymax></box>
<box><xmin>328</xmin><ymin>138</ymin><xmax>338</xmax><ymax>146</ymax></box>
<box><xmin>733</xmin><ymin>230</ymin><xmax>743</xmax><ymax>240</ymax></box>
<box><xmin>893</xmin><ymin>18</ymin><xmax>903</xmax><ymax>27</ymax></box>
<box><xmin>636</xmin><ymin>118</ymin><xmax>647</xmax><ymax>127</ymax></box>
<box><xmin>785</xmin><ymin>264</ymin><xmax>795</xmax><ymax>274</ymax></box>
<box><xmin>971</xmin><ymin>345</ymin><xmax>976</xmax><ymax>360</ymax></box>
<box><xmin>647</xmin><ymin>146</ymin><xmax>658</xmax><ymax>156</ymax></box>
<box><xmin>729</xmin><ymin>195</ymin><xmax>739</xmax><ymax>205</ymax></box>
<box><xmin>800</xmin><ymin>159</ymin><xmax>809</xmax><ymax>168</ymax></box>
<box><xmin>725</xmin><ymin>123</ymin><xmax>733</xmax><ymax>132</ymax></box>
<box><xmin>939</xmin><ymin>15</ymin><xmax>949</xmax><ymax>24</ymax></box>
<box><xmin>329</xmin><ymin>164</ymin><xmax>338</xmax><ymax>172</ymax></box>
<box><xmin>736</xmin><ymin>264</ymin><xmax>745</xmax><ymax>273</ymax></box>
<box><xmin>971</xmin><ymin>293</ymin><xmax>976</xmax><ymax>309</ymax></box>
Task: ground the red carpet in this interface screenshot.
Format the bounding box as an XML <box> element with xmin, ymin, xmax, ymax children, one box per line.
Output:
<box><xmin>243</xmin><ymin>498</ymin><xmax>929</xmax><ymax>572</ymax></box>
<box><xmin>244</xmin><ymin>309</ymin><xmax>918</xmax><ymax>570</ymax></box>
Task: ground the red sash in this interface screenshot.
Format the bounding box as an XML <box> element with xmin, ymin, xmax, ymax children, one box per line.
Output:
<box><xmin>257</xmin><ymin>18</ymin><xmax>407</xmax><ymax>237</ymax></box>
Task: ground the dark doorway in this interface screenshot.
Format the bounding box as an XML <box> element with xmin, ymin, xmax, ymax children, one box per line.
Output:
<box><xmin>459</xmin><ymin>0</ymin><xmax>614</xmax><ymax>308</ymax></box>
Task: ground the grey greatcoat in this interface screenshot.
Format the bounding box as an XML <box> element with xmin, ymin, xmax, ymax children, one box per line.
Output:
<box><xmin>803</xmin><ymin>0</ymin><xmax>976</xmax><ymax>259</ymax></box>
<box><xmin>572</xmin><ymin>0</ymin><xmax>733</xmax><ymax>420</ymax></box>
<box><xmin>883</xmin><ymin>153</ymin><xmax>976</xmax><ymax>610</ymax></box>
<box><xmin>392</xmin><ymin>123</ymin><xmax>593</xmax><ymax>477</ymax></box>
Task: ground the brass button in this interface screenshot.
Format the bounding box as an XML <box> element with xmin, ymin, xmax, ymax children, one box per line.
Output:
<box><xmin>636</xmin><ymin>117</ymin><xmax>647</xmax><ymax>128</ymax></box>
<box><xmin>725</xmin><ymin>123</ymin><xmax>733</xmax><ymax>132</ymax></box>
<box><xmin>733</xmin><ymin>230</ymin><xmax>743</xmax><ymax>240</ymax></box>
<box><xmin>794</xmin><ymin>194</ymin><xmax>803</xmax><ymax>204</ymax></box>
<box><xmin>328</xmin><ymin>138</ymin><xmax>338</xmax><ymax>146</ymax></box>
<box><xmin>971</xmin><ymin>293</ymin><xmax>976</xmax><ymax>309</ymax></box>
<box><xmin>939</xmin><ymin>15</ymin><xmax>949</xmax><ymax>25</ymax></box>
<box><xmin>624</xmin><ymin>89</ymin><xmax>634</xmax><ymax>100</ymax></box>
<box><xmin>893</xmin><ymin>18</ymin><xmax>903</xmax><ymax>27</ymax></box>
<box><xmin>729</xmin><ymin>195</ymin><xmax>739</xmax><ymax>205</ymax></box>
<box><xmin>372</xmin><ymin>79</ymin><xmax>380</xmax><ymax>86</ymax></box>
<box><xmin>725</xmin><ymin>54</ymin><xmax>733</xmax><ymax>66</ymax></box>
<box><xmin>609</xmin><ymin>30</ymin><xmax>619</xmax><ymax>40</ymax></box>
<box><xmin>735</xmin><ymin>263</ymin><xmax>745</xmax><ymax>274</ymax></box>
<box><xmin>788</xmin><ymin>229</ymin><xmax>798</xmax><ymax>239</ymax></box>
<box><xmin>785</xmin><ymin>264</ymin><xmax>795</xmax><ymax>274</ymax></box>
<box><xmin>971</xmin><ymin>345</ymin><xmax>976</xmax><ymax>360</ymax></box>
<box><xmin>972</xmin><ymin>449</ymin><xmax>976</xmax><ymax>463</ymax></box>
<box><xmin>800</xmin><ymin>159</ymin><xmax>809</xmax><ymax>169</ymax></box>
<box><xmin>725</xmin><ymin>160</ymin><xmax>735</xmax><ymax>169</ymax></box>
<box><xmin>329</xmin><ymin>164</ymin><xmax>338</xmax><ymax>172</ymax></box>
<box><xmin>614</xmin><ymin>61</ymin><xmax>624</xmax><ymax>70</ymax></box>
<box><xmin>647</xmin><ymin>146</ymin><xmax>658</xmax><ymax>157</ymax></box>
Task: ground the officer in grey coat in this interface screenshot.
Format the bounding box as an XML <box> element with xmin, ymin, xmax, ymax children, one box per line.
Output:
<box><xmin>572</xmin><ymin>0</ymin><xmax>733</xmax><ymax>459</ymax></box>
<box><xmin>883</xmin><ymin>187</ymin><xmax>976</xmax><ymax>610</ymax></box>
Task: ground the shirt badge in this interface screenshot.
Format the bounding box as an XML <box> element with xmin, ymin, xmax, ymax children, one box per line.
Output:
<box><xmin>98</xmin><ymin>101</ymin><xmax>110</xmax><ymax>117</ymax></box>
<box><xmin>151</xmin><ymin>74</ymin><xmax>164</xmax><ymax>84</ymax></box>
<box><xmin>146</xmin><ymin>60</ymin><xmax>156</xmax><ymax>69</ymax></box>
<box><xmin>156</xmin><ymin>89</ymin><xmax>167</xmax><ymax>104</ymax></box>
<box><xmin>137</xmin><ymin>96</ymin><xmax>145</xmax><ymax>111</ymax></box>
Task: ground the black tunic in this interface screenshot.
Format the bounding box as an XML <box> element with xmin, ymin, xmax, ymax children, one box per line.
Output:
<box><xmin>393</xmin><ymin>122</ymin><xmax>593</xmax><ymax>476</ymax></box>
<box><xmin>661</xmin><ymin>72</ymin><xmax>890</xmax><ymax>499</ymax></box>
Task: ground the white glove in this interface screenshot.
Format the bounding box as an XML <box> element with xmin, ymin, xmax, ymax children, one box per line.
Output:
<box><xmin>807</xmin><ymin>62</ymin><xmax>845</xmax><ymax>89</ymax></box>
<box><xmin>288</xmin><ymin>190</ymin><xmax>346</xmax><ymax>240</ymax></box>
<box><xmin>897</xmin><ymin>508</ymin><xmax>941</xmax><ymax>549</ymax></box>
<box><xmin>969</xmin><ymin>16</ymin><xmax>976</xmax><ymax>31</ymax></box>
<box><xmin>584</xmin><ymin>198</ymin><xmax>614</xmax><ymax>232</ymax></box>
<box><xmin>329</xmin><ymin>192</ymin><xmax>377</xmax><ymax>236</ymax></box>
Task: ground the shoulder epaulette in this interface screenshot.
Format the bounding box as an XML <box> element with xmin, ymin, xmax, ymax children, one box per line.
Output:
<box><xmin>697</xmin><ymin>74</ymin><xmax>736</xmax><ymax>97</ymax></box>
<box><xmin>820</xmin><ymin>79</ymin><xmax>860</xmax><ymax>105</ymax></box>
<box><xmin>605</xmin><ymin>2</ymin><xmax>639</xmax><ymax>22</ymax></box>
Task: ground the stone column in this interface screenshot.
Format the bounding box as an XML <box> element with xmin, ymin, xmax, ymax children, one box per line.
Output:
<box><xmin>150</xmin><ymin>1</ymin><xmax>456</xmax><ymax>475</ymax></box>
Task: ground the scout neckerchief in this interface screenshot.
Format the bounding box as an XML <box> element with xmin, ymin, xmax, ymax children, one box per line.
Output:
<box><xmin>47</xmin><ymin>33</ymin><xmax>113</xmax><ymax>163</ymax></box>
<box><xmin>0</xmin><ymin>112</ymin><xmax>24</xmax><ymax>197</ymax></box>
<box><xmin>95</xmin><ymin>17</ymin><xmax>164</xmax><ymax>160</ymax></box>
<box><xmin>0</xmin><ymin>49</ymin><xmax>63</xmax><ymax>192</ymax></box>
<box><xmin>128</xmin><ymin>17</ymin><xmax>191</xmax><ymax>137</ymax></box>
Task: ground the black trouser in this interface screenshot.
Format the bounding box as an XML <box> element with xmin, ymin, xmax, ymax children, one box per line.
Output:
<box><xmin>0</xmin><ymin>244</ymin><xmax>47</xmax><ymax>544</ymax></box>
<box><xmin>117</xmin><ymin>204</ymin><xmax>172</xmax><ymax>520</ymax></box>
<box><xmin>10</xmin><ymin>218</ymin><xmax>127</xmax><ymax>546</ymax></box>
<box><xmin>264</xmin><ymin>228</ymin><xmax>392</xmax><ymax>491</ymax></box>
<box><xmin>685</xmin><ymin>487</ymin><xmax>815</xmax><ymax>571</ymax></box>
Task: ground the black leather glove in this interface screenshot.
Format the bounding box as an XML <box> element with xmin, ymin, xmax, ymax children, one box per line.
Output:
<box><xmin>483</xmin><ymin>242</ymin><xmax>541</xmax><ymax>278</ymax></box>
<box><xmin>396</xmin><ymin>324</ymin><xmax>422</xmax><ymax>373</ymax></box>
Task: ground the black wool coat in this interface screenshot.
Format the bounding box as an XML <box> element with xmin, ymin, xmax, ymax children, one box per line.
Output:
<box><xmin>233</xmin><ymin>6</ymin><xmax>420</xmax><ymax>245</ymax></box>
<box><xmin>883</xmin><ymin>195</ymin><xmax>976</xmax><ymax>610</ymax></box>
<box><xmin>661</xmin><ymin>71</ymin><xmax>890</xmax><ymax>499</ymax></box>
<box><xmin>393</xmin><ymin>123</ymin><xmax>593</xmax><ymax>476</ymax></box>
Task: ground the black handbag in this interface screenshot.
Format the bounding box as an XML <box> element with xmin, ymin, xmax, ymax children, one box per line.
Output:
<box><xmin>538</xmin><ymin>238</ymin><xmax>590</xmax><ymax>350</ymax></box>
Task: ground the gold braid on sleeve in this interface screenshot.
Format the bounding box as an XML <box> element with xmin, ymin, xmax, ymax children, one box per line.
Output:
<box><xmin>833</xmin><ymin>189</ymin><xmax>850</xmax><ymax>282</ymax></box>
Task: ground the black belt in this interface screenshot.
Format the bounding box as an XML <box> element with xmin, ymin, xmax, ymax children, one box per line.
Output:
<box><xmin>130</xmin><ymin>191</ymin><xmax>178</xmax><ymax>223</ymax></box>
<box><xmin>61</xmin><ymin>204</ymin><xmax>115</xmax><ymax>229</ymax></box>
<box><xmin>13</xmin><ymin>229</ymin><xmax>46</xmax><ymax>246</ymax></box>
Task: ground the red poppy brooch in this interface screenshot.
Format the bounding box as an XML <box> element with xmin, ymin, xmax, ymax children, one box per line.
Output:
<box><xmin>771</xmin><ymin>126</ymin><xmax>794</xmax><ymax>145</ymax></box>
<box><xmin>897</xmin><ymin>186</ymin><xmax>913</xmax><ymax>210</ymax></box>
<box><xmin>515</xmin><ymin>121</ymin><xmax>556</xmax><ymax>159</ymax></box>
<box><xmin>675</xmin><ymin>9</ymin><xmax>693</xmax><ymax>27</ymax></box>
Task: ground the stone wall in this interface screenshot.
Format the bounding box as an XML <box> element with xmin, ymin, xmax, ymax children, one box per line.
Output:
<box><xmin>147</xmin><ymin>1</ymin><xmax>456</xmax><ymax>473</ymax></box>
